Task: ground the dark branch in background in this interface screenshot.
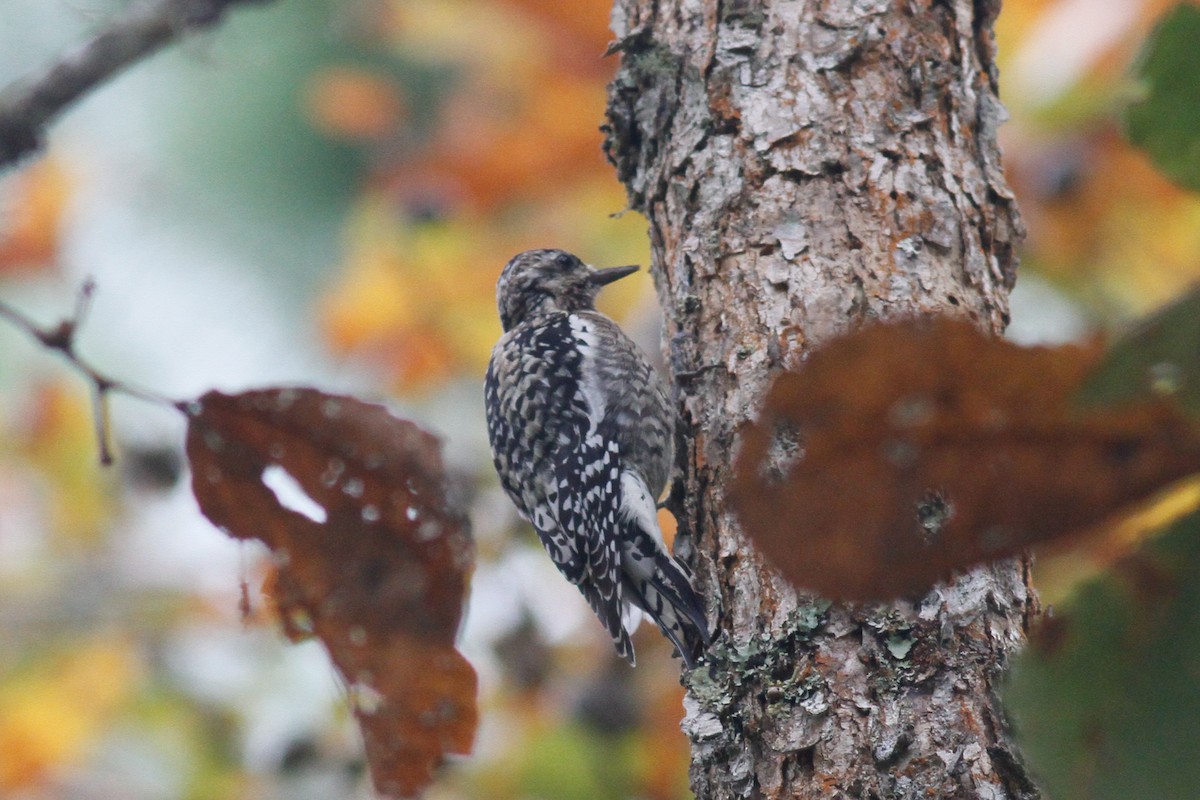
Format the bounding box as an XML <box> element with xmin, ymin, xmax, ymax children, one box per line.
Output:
<box><xmin>0</xmin><ymin>0</ymin><xmax>276</xmax><ymax>169</ymax></box>
<box><xmin>0</xmin><ymin>280</ymin><xmax>178</xmax><ymax>465</ymax></box>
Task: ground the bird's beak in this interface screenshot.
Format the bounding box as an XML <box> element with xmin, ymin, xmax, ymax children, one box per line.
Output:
<box><xmin>588</xmin><ymin>264</ymin><xmax>639</xmax><ymax>286</ymax></box>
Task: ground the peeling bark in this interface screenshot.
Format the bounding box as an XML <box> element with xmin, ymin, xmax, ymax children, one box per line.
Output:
<box><xmin>604</xmin><ymin>1</ymin><xmax>1040</xmax><ymax>798</ymax></box>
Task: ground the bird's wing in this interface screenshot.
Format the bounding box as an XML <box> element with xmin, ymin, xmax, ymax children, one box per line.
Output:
<box><xmin>555</xmin><ymin>434</ymin><xmax>634</xmax><ymax>664</ymax></box>
<box><xmin>578</xmin><ymin>311</ymin><xmax>674</xmax><ymax>499</ymax></box>
<box><xmin>486</xmin><ymin>321</ymin><xmax>587</xmax><ymax>582</ymax></box>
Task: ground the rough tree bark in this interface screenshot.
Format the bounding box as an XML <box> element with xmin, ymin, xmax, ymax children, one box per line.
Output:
<box><xmin>604</xmin><ymin>1</ymin><xmax>1040</xmax><ymax>798</ymax></box>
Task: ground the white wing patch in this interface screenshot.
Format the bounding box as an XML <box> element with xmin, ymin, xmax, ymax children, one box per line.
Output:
<box><xmin>621</xmin><ymin>602</ymin><xmax>644</xmax><ymax>636</ymax></box>
<box><xmin>568</xmin><ymin>314</ymin><xmax>606</xmax><ymax>436</ymax></box>
<box><xmin>618</xmin><ymin>469</ymin><xmax>669</xmax><ymax>581</ymax></box>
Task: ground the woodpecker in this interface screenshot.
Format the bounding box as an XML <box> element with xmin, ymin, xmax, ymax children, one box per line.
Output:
<box><xmin>485</xmin><ymin>249</ymin><xmax>710</xmax><ymax>667</ymax></box>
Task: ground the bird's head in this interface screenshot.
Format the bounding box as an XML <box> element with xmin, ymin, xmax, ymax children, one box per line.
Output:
<box><xmin>496</xmin><ymin>249</ymin><xmax>639</xmax><ymax>331</ymax></box>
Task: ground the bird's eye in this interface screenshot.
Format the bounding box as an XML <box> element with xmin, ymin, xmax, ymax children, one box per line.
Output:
<box><xmin>554</xmin><ymin>253</ymin><xmax>573</xmax><ymax>269</ymax></box>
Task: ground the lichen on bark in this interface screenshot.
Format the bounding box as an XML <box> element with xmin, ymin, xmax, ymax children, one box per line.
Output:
<box><xmin>604</xmin><ymin>1</ymin><xmax>1040</xmax><ymax>797</ymax></box>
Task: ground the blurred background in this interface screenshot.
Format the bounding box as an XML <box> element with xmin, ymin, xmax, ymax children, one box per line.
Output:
<box><xmin>0</xmin><ymin>0</ymin><xmax>1194</xmax><ymax>797</ymax></box>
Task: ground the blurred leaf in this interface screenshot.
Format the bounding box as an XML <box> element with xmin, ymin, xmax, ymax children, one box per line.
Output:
<box><xmin>0</xmin><ymin>157</ymin><xmax>69</xmax><ymax>274</ymax></box>
<box><xmin>185</xmin><ymin>388</ymin><xmax>476</xmax><ymax>798</ymax></box>
<box><xmin>17</xmin><ymin>381</ymin><xmax>116</xmax><ymax>544</ymax></box>
<box><xmin>630</xmin><ymin>679</ymin><xmax>690</xmax><ymax>800</ymax></box>
<box><xmin>410</xmin><ymin>68</ymin><xmax>609</xmax><ymax>210</ymax></box>
<box><xmin>121</xmin><ymin>443</ymin><xmax>184</xmax><ymax>492</ymax></box>
<box><xmin>320</xmin><ymin>210</ymin><xmax>499</xmax><ymax>389</ymax></box>
<box><xmin>304</xmin><ymin>66</ymin><xmax>408</xmax><ymax>141</ymax></box>
<box><xmin>516</xmin><ymin>723</ymin><xmax>628</xmax><ymax>800</ymax></box>
<box><xmin>0</xmin><ymin>638</ymin><xmax>139</xmax><ymax>790</ymax></box>
<box><xmin>391</xmin><ymin>0</ymin><xmax>546</xmax><ymax>71</ymax></box>
<box><xmin>731</xmin><ymin>317</ymin><xmax>1200</xmax><ymax>601</ymax></box>
<box><xmin>501</xmin><ymin>0</ymin><xmax>615</xmax><ymax>60</ymax></box>
<box><xmin>321</xmin><ymin>178</ymin><xmax>650</xmax><ymax>392</ymax></box>
<box><xmin>1032</xmin><ymin>474</ymin><xmax>1200</xmax><ymax>606</ymax></box>
<box><xmin>996</xmin><ymin>0</ymin><xmax>1200</xmax><ymax>316</ymax></box>
<box><xmin>321</xmin><ymin>0</ymin><xmax>649</xmax><ymax>392</ymax></box>
<box><xmin>1124</xmin><ymin>4</ymin><xmax>1200</xmax><ymax>193</ymax></box>
<box><xmin>1078</xmin><ymin>285</ymin><xmax>1200</xmax><ymax>415</ymax></box>
<box><xmin>1011</xmin><ymin>130</ymin><xmax>1200</xmax><ymax>314</ymax></box>
<box><xmin>1005</xmin><ymin>510</ymin><xmax>1200</xmax><ymax>800</ymax></box>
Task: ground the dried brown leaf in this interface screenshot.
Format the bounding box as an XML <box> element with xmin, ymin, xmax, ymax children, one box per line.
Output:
<box><xmin>731</xmin><ymin>317</ymin><xmax>1200</xmax><ymax>601</ymax></box>
<box><xmin>185</xmin><ymin>388</ymin><xmax>475</xmax><ymax>798</ymax></box>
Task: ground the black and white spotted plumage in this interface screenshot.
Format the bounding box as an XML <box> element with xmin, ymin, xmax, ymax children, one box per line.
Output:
<box><xmin>485</xmin><ymin>249</ymin><xmax>710</xmax><ymax>667</ymax></box>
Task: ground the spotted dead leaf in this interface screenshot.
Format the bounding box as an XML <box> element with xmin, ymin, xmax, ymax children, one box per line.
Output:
<box><xmin>185</xmin><ymin>388</ymin><xmax>475</xmax><ymax>798</ymax></box>
<box><xmin>731</xmin><ymin>317</ymin><xmax>1200</xmax><ymax>601</ymax></box>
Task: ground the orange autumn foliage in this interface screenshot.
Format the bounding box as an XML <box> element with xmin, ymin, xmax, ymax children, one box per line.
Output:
<box><xmin>0</xmin><ymin>158</ymin><xmax>70</xmax><ymax>274</ymax></box>
<box><xmin>305</xmin><ymin>67</ymin><xmax>408</xmax><ymax>141</ymax></box>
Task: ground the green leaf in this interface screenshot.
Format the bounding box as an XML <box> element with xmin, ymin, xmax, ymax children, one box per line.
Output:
<box><xmin>515</xmin><ymin>724</ymin><xmax>633</xmax><ymax>800</ymax></box>
<box><xmin>1076</xmin><ymin>286</ymin><xmax>1200</xmax><ymax>415</ymax></box>
<box><xmin>1124</xmin><ymin>4</ymin><xmax>1200</xmax><ymax>192</ymax></box>
<box><xmin>1004</xmin><ymin>511</ymin><xmax>1200</xmax><ymax>800</ymax></box>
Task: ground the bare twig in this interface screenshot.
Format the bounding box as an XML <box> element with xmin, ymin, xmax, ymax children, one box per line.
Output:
<box><xmin>0</xmin><ymin>0</ymin><xmax>276</xmax><ymax>168</ymax></box>
<box><xmin>0</xmin><ymin>280</ymin><xmax>179</xmax><ymax>465</ymax></box>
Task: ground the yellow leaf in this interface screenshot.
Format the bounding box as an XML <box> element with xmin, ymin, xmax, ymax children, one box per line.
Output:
<box><xmin>15</xmin><ymin>382</ymin><xmax>116</xmax><ymax>545</ymax></box>
<box><xmin>0</xmin><ymin>638</ymin><xmax>140</xmax><ymax>790</ymax></box>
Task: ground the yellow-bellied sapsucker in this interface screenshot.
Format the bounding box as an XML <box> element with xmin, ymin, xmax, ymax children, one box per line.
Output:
<box><xmin>485</xmin><ymin>249</ymin><xmax>710</xmax><ymax>667</ymax></box>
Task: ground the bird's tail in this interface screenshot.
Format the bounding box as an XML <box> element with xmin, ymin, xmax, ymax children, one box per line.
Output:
<box><xmin>623</xmin><ymin>539</ymin><xmax>711</xmax><ymax>668</ymax></box>
<box><xmin>614</xmin><ymin>469</ymin><xmax>712</xmax><ymax>668</ymax></box>
<box><xmin>580</xmin><ymin>578</ymin><xmax>637</xmax><ymax>666</ymax></box>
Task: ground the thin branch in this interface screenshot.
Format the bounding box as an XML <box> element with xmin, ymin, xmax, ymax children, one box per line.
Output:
<box><xmin>91</xmin><ymin>379</ymin><xmax>114</xmax><ymax>465</ymax></box>
<box><xmin>0</xmin><ymin>281</ymin><xmax>180</xmax><ymax>465</ymax></box>
<box><xmin>0</xmin><ymin>0</ymin><xmax>276</xmax><ymax>169</ymax></box>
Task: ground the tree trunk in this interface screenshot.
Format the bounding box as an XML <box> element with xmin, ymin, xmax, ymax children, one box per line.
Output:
<box><xmin>604</xmin><ymin>1</ymin><xmax>1041</xmax><ymax>798</ymax></box>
